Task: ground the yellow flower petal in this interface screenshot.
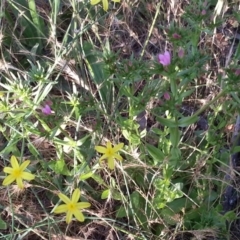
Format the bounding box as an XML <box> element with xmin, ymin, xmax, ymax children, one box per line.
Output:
<box><xmin>53</xmin><ymin>204</ymin><xmax>68</xmax><ymax>213</ymax></box>
<box><xmin>113</xmin><ymin>143</ymin><xmax>124</xmax><ymax>152</ymax></box>
<box><xmin>66</xmin><ymin>211</ymin><xmax>73</xmax><ymax>224</ymax></box>
<box><xmin>74</xmin><ymin>211</ymin><xmax>85</xmax><ymax>222</ymax></box>
<box><xmin>96</xmin><ymin>141</ymin><xmax>124</xmax><ymax>170</ymax></box>
<box><xmin>72</xmin><ymin>189</ymin><xmax>80</xmax><ymax>203</ymax></box>
<box><xmin>2</xmin><ymin>175</ymin><xmax>16</xmax><ymax>186</ymax></box>
<box><xmin>113</xmin><ymin>153</ymin><xmax>122</xmax><ymax>161</ymax></box>
<box><xmin>76</xmin><ymin>202</ymin><xmax>91</xmax><ymax>209</ymax></box>
<box><xmin>108</xmin><ymin>157</ymin><xmax>115</xmax><ymax>170</ymax></box>
<box><xmin>53</xmin><ymin>190</ymin><xmax>90</xmax><ymax>223</ymax></box>
<box><xmin>90</xmin><ymin>0</ymin><xmax>101</xmax><ymax>5</ymax></box>
<box><xmin>16</xmin><ymin>178</ymin><xmax>24</xmax><ymax>189</ymax></box>
<box><xmin>58</xmin><ymin>193</ymin><xmax>71</xmax><ymax>204</ymax></box>
<box><xmin>11</xmin><ymin>155</ymin><xmax>19</xmax><ymax>168</ymax></box>
<box><xmin>99</xmin><ymin>154</ymin><xmax>107</xmax><ymax>161</ymax></box>
<box><xmin>3</xmin><ymin>167</ymin><xmax>14</xmax><ymax>174</ymax></box>
<box><xmin>21</xmin><ymin>172</ymin><xmax>35</xmax><ymax>181</ymax></box>
<box><xmin>95</xmin><ymin>146</ymin><xmax>107</xmax><ymax>153</ymax></box>
<box><xmin>106</xmin><ymin>141</ymin><xmax>112</xmax><ymax>149</ymax></box>
<box><xmin>102</xmin><ymin>0</ymin><xmax>109</xmax><ymax>11</ymax></box>
<box><xmin>19</xmin><ymin>160</ymin><xmax>30</xmax><ymax>171</ymax></box>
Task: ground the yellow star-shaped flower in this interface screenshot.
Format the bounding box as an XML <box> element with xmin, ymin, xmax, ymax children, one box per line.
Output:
<box><xmin>2</xmin><ymin>155</ymin><xmax>35</xmax><ymax>189</ymax></box>
<box><xmin>53</xmin><ymin>189</ymin><xmax>91</xmax><ymax>224</ymax></box>
<box><xmin>91</xmin><ymin>0</ymin><xmax>120</xmax><ymax>11</ymax></box>
<box><xmin>95</xmin><ymin>141</ymin><xmax>124</xmax><ymax>170</ymax></box>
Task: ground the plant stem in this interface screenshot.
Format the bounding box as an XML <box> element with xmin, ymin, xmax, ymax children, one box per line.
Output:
<box><xmin>192</xmin><ymin>89</ymin><xmax>227</xmax><ymax>118</ymax></box>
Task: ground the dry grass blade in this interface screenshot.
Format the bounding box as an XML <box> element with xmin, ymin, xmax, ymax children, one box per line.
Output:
<box><xmin>55</xmin><ymin>59</ymin><xmax>90</xmax><ymax>92</ymax></box>
<box><xmin>213</xmin><ymin>0</ymin><xmax>228</xmax><ymax>23</ymax></box>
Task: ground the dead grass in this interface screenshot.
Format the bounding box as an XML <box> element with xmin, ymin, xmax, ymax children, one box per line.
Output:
<box><xmin>1</xmin><ymin>0</ymin><xmax>240</xmax><ymax>239</ymax></box>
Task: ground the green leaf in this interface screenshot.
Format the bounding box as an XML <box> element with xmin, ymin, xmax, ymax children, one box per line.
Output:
<box><xmin>27</xmin><ymin>142</ymin><xmax>39</xmax><ymax>157</ymax></box>
<box><xmin>205</xmin><ymin>190</ymin><xmax>218</xmax><ymax>203</ymax></box>
<box><xmin>82</xmin><ymin>42</ymin><xmax>111</xmax><ymax>111</ymax></box>
<box><xmin>146</xmin><ymin>144</ymin><xmax>165</xmax><ymax>164</ymax></box>
<box><xmin>76</xmin><ymin>134</ymin><xmax>90</xmax><ymax>146</ymax></box>
<box><xmin>172</xmin><ymin>182</ymin><xmax>183</xmax><ymax>199</ymax></box>
<box><xmin>79</xmin><ymin>171</ymin><xmax>94</xmax><ymax>180</ymax></box>
<box><xmin>30</xmin><ymin>43</ymin><xmax>39</xmax><ymax>62</ymax></box>
<box><xmin>48</xmin><ymin>159</ymin><xmax>71</xmax><ymax>176</ymax></box>
<box><xmin>91</xmin><ymin>174</ymin><xmax>107</xmax><ymax>187</ymax></box>
<box><xmin>155</xmin><ymin>201</ymin><xmax>166</xmax><ymax>209</ymax></box>
<box><xmin>112</xmin><ymin>190</ymin><xmax>122</xmax><ymax>201</ymax></box>
<box><xmin>140</xmin><ymin>129</ymin><xmax>147</xmax><ymax>138</ymax></box>
<box><xmin>101</xmin><ymin>189</ymin><xmax>110</xmax><ymax>199</ymax></box>
<box><xmin>170</xmin><ymin>147</ymin><xmax>181</xmax><ymax>160</ymax></box>
<box><xmin>232</xmin><ymin>146</ymin><xmax>240</xmax><ymax>154</ymax></box>
<box><xmin>0</xmin><ymin>217</ymin><xmax>7</xmax><ymax>230</ymax></box>
<box><xmin>223</xmin><ymin>210</ymin><xmax>237</xmax><ymax>221</ymax></box>
<box><xmin>28</xmin><ymin>0</ymin><xmax>45</xmax><ymax>50</ymax></box>
<box><xmin>130</xmin><ymin>191</ymin><xmax>140</xmax><ymax>209</ymax></box>
<box><xmin>116</xmin><ymin>206</ymin><xmax>128</xmax><ymax>218</ymax></box>
<box><xmin>166</xmin><ymin>198</ymin><xmax>188</xmax><ymax>213</ymax></box>
<box><xmin>180</xmin><ymin>89</ymin><xmax>195</xmax><ymax>99</ymax></box>
<box><xmin>122</xmin><ymin>129</ymin><xmax>130</xmax><ymax>140</ymax></box>
<box><xmin>156</xmin><ymin>116</ymin><xmax>177</xmax><ymax>127</ymax></box>
<box><xmin>169</xmin><ymin>127</ymin><xmax>180</xmax><ymax>148</ymax></box>
<box><xmin>122</xmin><ymin>129</ymin><xmax>141</xmax><ymax>145</ymax></box>
<box><xmin>161</xmin><ymin>208</ymin><xmax>180</xmax><ymax>225</ymax></box>
<box><xmin>178</xmin><ymin>115</ymin><xmax>198</xmax><ymax>127</ymax></box>
<box><xmin>8</xmin><ymin>0</ymin><xmax>45</xmax><ymax>50</ymax></box>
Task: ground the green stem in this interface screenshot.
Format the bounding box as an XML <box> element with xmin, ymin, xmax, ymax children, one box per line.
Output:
<box><xmin>192</xmin><ymin>89</ymin><xmax>227</xmax><ymax>118</ymax></box>
<box><xmin>140</xmin><ymin>1</ymin><xmax>162</xmax><ymax>59</ymax></box>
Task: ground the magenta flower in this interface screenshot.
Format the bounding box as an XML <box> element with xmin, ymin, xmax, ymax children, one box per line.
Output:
<box><xmin>41</xmin><ymin>104</ymin><xmax>52</xmax><ymax>115</ymax></box>
<box><xmin>201</xmin><ymin>9</ymin><xmax>206</xmax><ymax>15</ymax></box>
<box><xmin>172</xmin><ymin>33</ymin><xmax>181</xmax><ymax>39</ymax></box>
<box><xmin>235</xmin><ymin>69</ymin><xmax>240</xmax><ymax>76</ymax></box>
<box><xmin>158</xmin><ymin>51</ymin><xmax>171</xmax><ymax>66</ymax></box>
<box><xmin>178</xmin><ymin>48</ymin><xmax>184</xmax><ymax>58</ymax></box>
<box><xmin>163</xmin><ymin>92</ymin><xmax>170</xmax><ymax>100</ymax></box>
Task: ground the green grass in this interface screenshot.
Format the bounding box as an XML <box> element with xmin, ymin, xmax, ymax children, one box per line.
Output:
<box><xmin>0</xmin><ymin>0</ymin><xmax>240</xmax><ymax>239</ymax></box>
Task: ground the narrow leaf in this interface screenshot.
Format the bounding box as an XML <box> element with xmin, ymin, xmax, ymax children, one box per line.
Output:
<box><xmin>178</xmin><ymin>115</ymin><xmax>198</xmax><ymax>127</ymax></box>
<box><xmin>146</xmin><ymin>144</ymin><xmax>165</xmax><ymax>164</ymax></box>
<box><xmin>101</xmin><ymin>189</ymin><xmax>110</xmax><ymax>199</ymax></box>
<box><xmin>156</xmin><ymin>116</ymin><xmax>177</xmax><ymax>127</ymax></box>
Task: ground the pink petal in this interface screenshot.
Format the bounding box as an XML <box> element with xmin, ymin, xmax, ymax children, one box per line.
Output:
<box><xmin>172</xmin><ymin>33</ymin><xmax>181</xmax><ymax>39</ymax></box>
<box><xmin>42</xmin><ymin>104</ymin><xmax>52</xmax><ymax>115</ymax></box>
<box><xmin>235</xmin><ymin>69</ymin><xmax>240</xmax><ymax>76</ymax></box>
<box><xmin>201</xmin><ymin>9</ymin><xmax>206</xmax><ymax>15</ymax></box>
<box><xmin>158</xmin><ymin>51</ymin><xmax>171</xmax><ymax>66</ymax></box>
<box><xmin>163</xmin><ymin>92</ymin><xmax>170</xmax><ymax>100</ymax></box>
<box><xmin>178</xmin><ymin>48</ymin><xmax>184</xmax><ymax>58</ymax></box>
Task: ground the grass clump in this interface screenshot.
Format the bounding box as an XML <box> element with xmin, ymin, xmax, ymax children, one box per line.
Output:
<box><xmin>0</xmin><ymin>0</ymin><xmax>240</xmax><ymax>239</ymax></box>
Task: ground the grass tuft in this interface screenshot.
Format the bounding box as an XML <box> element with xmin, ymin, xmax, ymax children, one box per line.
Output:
<box><xmin>0</xmin><ymin>0</ymin><xmax>240</xmax><ymax>239</ymax></box>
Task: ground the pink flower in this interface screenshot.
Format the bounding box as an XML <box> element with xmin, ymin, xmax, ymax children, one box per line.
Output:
<box><xmin>158</xmin><ymin>51</ymin><xmax>171</xmax><ymax>66</ymax></box>
<box><xmin>172</xmin><ymin>33</ymin><xmax>181</xmax><ymax>39</ymax></box>
<box><xmin>235</xmin><ymin>69</ymin><xmax>240</xmax><ymax>76</ymax></box>
<box><xmin>178</xmin><ymin>48</ymin><xmax>184</xmax><ymax>58</ymax></box>
<box><xmin>41</xmin><ymin>104</ymin><xmax>52</xmax><ymax>115</ymax></box>
<box><xmin>201</xmin><ymin>9</ymin><xmax>206</xmax><ymax>15</ymax></box>
<box><xmin>163</xmin><ymin>92</ymin><xmax>170</xmax><ymax>100</ymax></box>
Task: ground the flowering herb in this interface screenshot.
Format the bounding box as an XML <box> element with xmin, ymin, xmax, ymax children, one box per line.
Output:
<box><xmin>2</xmin><ymin>155</ymin><xmax>35</xmax><ymax>189</ymax></box>
<box><xmin>41</xmin><ymin>104</ymin><xmax>52</xmax><ymax>115</ymax></box>
<box><xmin>53</xmin><ymin>189</ymin><xmax>91</xmax><ymax>224</ymax></box>
<box><xmin>95</xmin><ymin>141</ymin><xmax>124</xmax><ymax>170</ymax></box>
<box><xmin>158</xmin><ymin>51</ymin><xmax>171</xmax><ymax>66</ymax></box>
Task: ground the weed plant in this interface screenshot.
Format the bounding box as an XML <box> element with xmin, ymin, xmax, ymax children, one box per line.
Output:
<box><xmin>0</xmin><ymin>0</ymin><xmax>240</xmax><ymax>239</ymax></box>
